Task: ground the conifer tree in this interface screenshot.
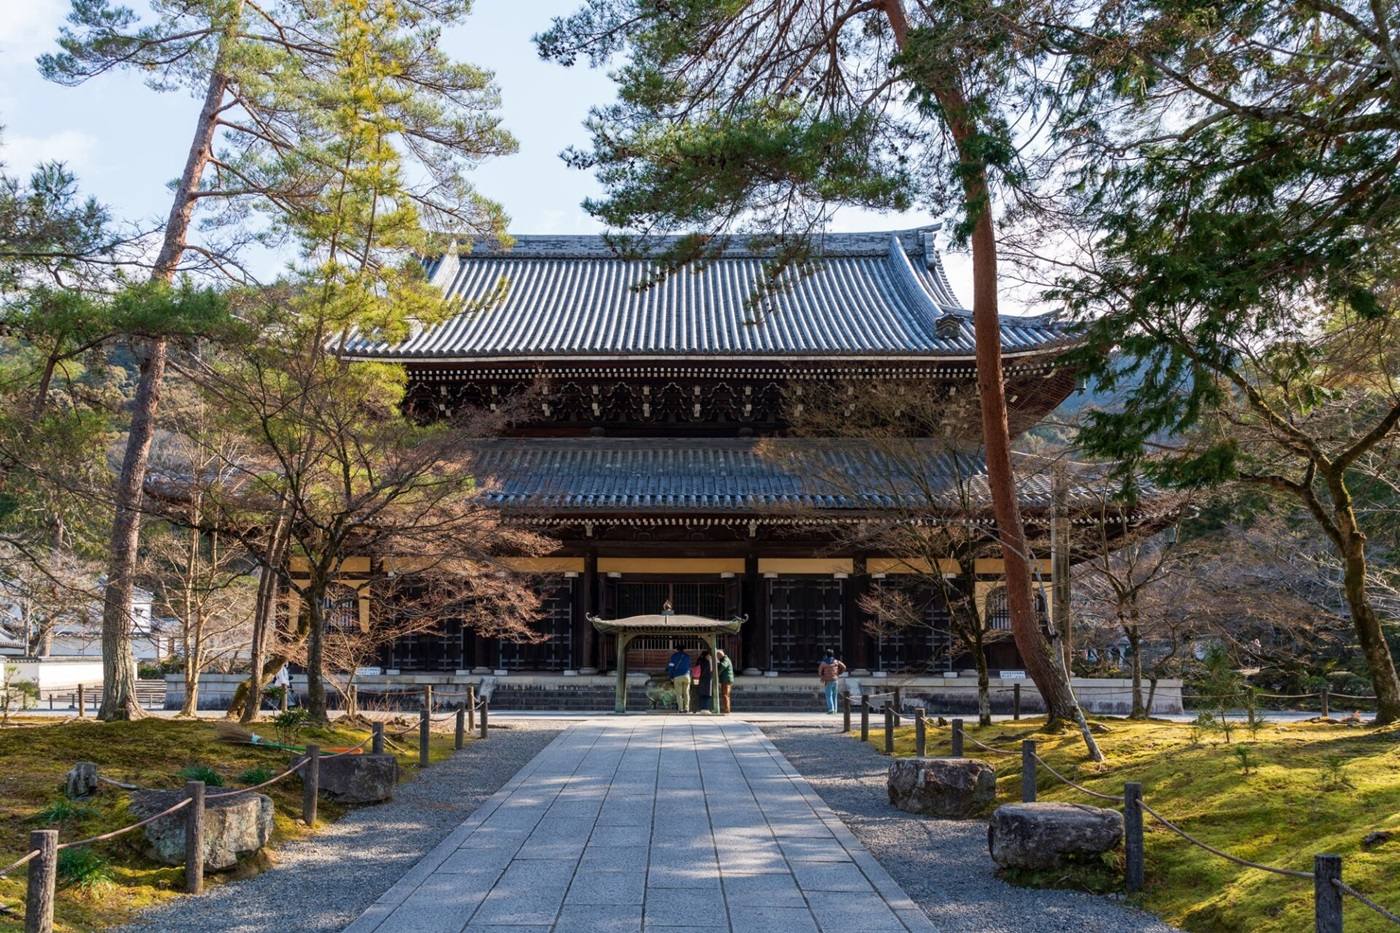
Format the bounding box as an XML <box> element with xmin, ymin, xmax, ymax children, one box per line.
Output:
<box><xmin>41</xmin><ymin>0</ymin><xmax>513</xmax><ymax>719</ymax></box>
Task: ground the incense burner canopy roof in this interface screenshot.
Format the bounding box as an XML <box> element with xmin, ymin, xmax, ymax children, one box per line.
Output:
<box><xmin>342</xmin><ymin>229</ymin><xmax>1071</xmax><ymax>362</ymax></box>
<box><xmin>588</xmin><ymin>613</ymin><xmax>746</xmax><ymax>636</ymax></box>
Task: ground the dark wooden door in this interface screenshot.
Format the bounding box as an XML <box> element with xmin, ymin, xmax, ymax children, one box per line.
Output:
<box><xmin>873</xmin><ymin>579</ymin><xmax>952</xmax><ymax>673</ymax></box>
<box><xmin>499</xmin><ymin>581</ymin><xmax>574</xmax><ymax>671</ymax></box>
<box><xmin>768</xmin><ymin>577</ymin><xmax>844</xmax><ymax>673</ymax></box>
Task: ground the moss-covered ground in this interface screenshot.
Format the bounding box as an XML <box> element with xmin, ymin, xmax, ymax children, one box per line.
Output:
<box><xmin>0</xmin><ymin>716</ymin><xmax>459</xmax><ymax>931</ymax></box>
<box><xmin>863</xmin><ymin>716</ymin><xmax>1400</xmax><ymax>932</ymax></box>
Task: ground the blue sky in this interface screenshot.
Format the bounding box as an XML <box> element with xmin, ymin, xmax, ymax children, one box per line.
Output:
<box><xmin>0</xmin><ymin>0</ymin><xmax>980</xmax><ymax>303</ymax></box>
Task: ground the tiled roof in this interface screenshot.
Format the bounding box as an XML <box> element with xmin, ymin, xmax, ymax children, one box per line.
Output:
<box><xmin>469</xmin><ymin>439</ymin><xmax>1124</xmax><ymax>515</ymax></box>
<box><xmin>343</xmin><ymin>229</ymin><xmax>1069</xmax><ymax>361</ymax></box>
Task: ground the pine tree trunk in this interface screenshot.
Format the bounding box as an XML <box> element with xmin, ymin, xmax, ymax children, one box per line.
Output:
<box><xmin>236</xmin><ymin>506</ymin><xmax>291</xmax><ymax>723</ymax></box>
<box><xmin>1127</xmin><ymin>625</ymin><xmax>1145</xmax><ymax>719</ymax></box>
<box><xmin>1338</xmin><ymin>526</ymin><xmax>1400</xmax><ymax>725</ymax></box>
<box><xmin>304</xmin><ymin>579</ymin><xmax>328</xmax><ymax>722</ymax></box>
<box><xmin>98</xmin><ymin>41</ymin><xmax>233</xmax><ymax>721</ymax></box>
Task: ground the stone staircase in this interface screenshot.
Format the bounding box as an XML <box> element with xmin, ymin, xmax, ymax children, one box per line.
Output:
<box><xmin>489</xmin><ymin>680</ymin><xmax>825</xmax><ymax>712</ymax></box>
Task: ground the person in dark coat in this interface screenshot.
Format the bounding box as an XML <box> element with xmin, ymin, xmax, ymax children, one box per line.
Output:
<box><xmin>696</xmin><ymin>648</ymin><xmax>714</xmax><ymax>713</ymax></box>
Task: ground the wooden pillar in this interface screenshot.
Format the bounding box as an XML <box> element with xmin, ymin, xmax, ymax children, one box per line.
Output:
<box><xmin>743</xmin><ymin>554</ymin><xmax>760</xmax><ymax>671</ymax></box>
<box><xmin>847</xmin><ymin>556</ymin><xmax>870</xmax><ymax>671</ymax></box>
<box><xmin>582</xmin><ymin>553</ymin><xmax>598</xmax><ymax>671</ymax></box>
<box><xmin>614</xmin><ymin>634</ymin><xmax>630</xmax><ymax>714</ymax></box>
<box><xmin>756</xmin><ymin>565</ymin><xmax>772</xmax><ymax>672</ymax></box>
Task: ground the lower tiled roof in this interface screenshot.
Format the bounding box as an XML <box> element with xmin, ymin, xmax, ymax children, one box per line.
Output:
<box><xmin>469</xmin><ymin>438</ymin><xmax>1120</xmax><ymax>515</ymax></box>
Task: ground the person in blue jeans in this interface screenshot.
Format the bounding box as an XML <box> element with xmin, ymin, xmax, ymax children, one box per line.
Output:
<box><xmin>818</xmin><ymin>650</ymin><xmax>847</xmax><ymax>713</ymax></box>
<box><xmin>666</xmin><ymin>646</ymin><xmax>693</xmax><ymax>712</ymax></box>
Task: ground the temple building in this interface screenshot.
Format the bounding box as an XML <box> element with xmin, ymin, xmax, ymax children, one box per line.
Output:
<box><xmin>337</xmin><ymin>227</ymin><xmax>1125</xmax><ymax>683</ymax></box>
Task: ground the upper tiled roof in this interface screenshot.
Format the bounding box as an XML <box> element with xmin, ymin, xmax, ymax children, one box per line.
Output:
<box><xmin>469</xmin><ymin>438</ymin><xmax>1132</xmax><ymax>515</ymax></box>
<box><xmin>342</xmin><ymin>228</ymin><xmax>1070</xmax><ymax>362</ymax></box>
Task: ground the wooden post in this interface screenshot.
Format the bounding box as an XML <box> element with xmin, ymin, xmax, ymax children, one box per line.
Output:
<box><xmin>301</xmin><ymin>745</ymin><xmax>319</xmax><ymax>826</ymax></box>
<box><xmin>371</xmin><ymin>722</ymin><xmax>384</xmax><ymax>756</ymax></box>
<box><xmin>419</xmin><ymin>708</ymin><xmax>431</xmax><ymax>768</ymax></box>
<box><xmin>951</xmin><ymin>718</ymin><xmax>964</xmax><ymax>757</ymax></box>
<box><xmin>883</xmin><ymin>705</ymin><xmax>894</xmax><ymax>755</ymax></box>
<box><xmin>915</xmin><ymin>708</ymin><xmax>927</xmax><ymax>757</ymax></box>
<box><xmin>280</xmin><ymin>684</ymin><xmax>289</xmax><ymax>712</ymax></box>
<box><xmin>466</xmin><ymin>685</ymin><xmax>476</xmax><ymax>732</ymax></box>
<box><xmin>1313</xmin><ymin>854</ymin><xmax>1342</xmax><ymax>933</ymax></box>
<box><xmin>184</xmin><ymin>780</ymin><xmax>205</xmax><ymax>894</ymax></box>
<box><xmin>479</xmin><ymin>700</ymin><xmax>489</xmax><ymax>739</ymax></box>
<box><xmin>841</xmin><ymin>694</ymin><xmax>851</xmax><ymax>733</ymax></box>
<box><xmin>1124</xmin><ymin>782</ymin><xmax>1143</xmax><ymax>893</ymax></box>
<box><xmin>455</xmin><ymin>705</ymin><xmax>466</xmax><ymax>750</ymax></box>
<box><xmin>1021</xmin><ymin>740</ymin><xmax>1037</xmax><ymax>802</ymax></box>
<box><xmin>1013</xmin><ymin>683</ymin><xmax>1022</xmax><ymax>721</ymax></box>
<box><xmin>25</xmin><ymin>829</ymin><xmax>57</xmax><ymax>933</ymax></box>
<box><xmin>76</xmin><ymin>684</ymin><xmax>84</xmax><ymax>718</ymax></box>
<box><xmin>893</xmin><ymin>686</ymin><xmax>902</xmax><ymax>711</ymax></box>
<box><xmin>860</xmin><ymin>696</ymin><xmax>870</xmax><ymax>742</ymax></box>
<box><xmin>423</xmin><ymin>684</ymin><xmax>433</xmax><ymax>713</ymax></box>
<box><xmin>1321</xmin><ymin>688</ymin><xmax>1330</xmax><ymax>719</ymax></box>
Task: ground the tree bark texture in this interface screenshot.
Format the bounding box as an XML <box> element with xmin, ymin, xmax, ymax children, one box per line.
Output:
<box><xmin>98</xmin><ymin>40</ymin><xmax>234</xmax><ymax>720</ymax></box>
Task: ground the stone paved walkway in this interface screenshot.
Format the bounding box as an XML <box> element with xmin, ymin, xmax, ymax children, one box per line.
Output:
<box><xmin>347</xmin><ymin>718</ymin><xmax>937</xmax><ymax>933</ymax></box>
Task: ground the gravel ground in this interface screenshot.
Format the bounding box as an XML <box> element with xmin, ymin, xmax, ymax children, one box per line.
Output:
<box><xmin>119</xmin><ymin>721</ymin><xmax>563</xmax><ymax>933</ymax></box>
<box><xmin>764</xmin><ymin>725</ymin><xmax>1179</xmax><ymax>933</ymax></box>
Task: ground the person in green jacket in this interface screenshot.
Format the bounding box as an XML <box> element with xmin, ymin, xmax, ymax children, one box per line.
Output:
<box><xmin>715</xmin><ymin>649</ymin><xmax>735</xmax><ymax>714</ymax></box>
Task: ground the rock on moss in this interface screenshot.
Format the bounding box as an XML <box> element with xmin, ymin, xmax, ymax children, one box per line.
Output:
<box><xmin>131</xmin><ymin>789</ymin><xmax>273</xmax><ymax>871</ymax></box>
<box><xmin>301</xmin><ymin>752</ymin><xmax>397</xmax><ymax>804</ymax></box>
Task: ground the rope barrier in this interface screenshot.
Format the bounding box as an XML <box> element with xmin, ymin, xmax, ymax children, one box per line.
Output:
<box><xmin>961</xmin><ymin>733</ymin><xmax>1017</xmax><ymax>757</ymax></box>
<box><xmin>1138</xmin><ymin>800</ymin><xmax>1313</xmax><ymax>880</ymax></box>
<box><xmin>56</xmin><ymin>797</ymin><xmax>192</xmax><ymax>850</ymax></box>
<box><xmin>0</xmin><ymin>849</ymin><xmax>40</xmax><ymax>880</ymax></box>
<box><xmin>1030</xmin><ymin>753</ymin><xmax>1122</xmax><ymax>802</ymax></box>
<box><xmin>1334</xmin><ymin>879</ymin><xmax>1400</xmax><ymax>925</ymax></box>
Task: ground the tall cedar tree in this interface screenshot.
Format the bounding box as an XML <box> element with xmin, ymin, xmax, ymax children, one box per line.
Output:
<box><xmin>538</xmin><ymin>0</ymin><xmax>1099</xmax><ymax>750</ymax></box>
<box><xmin>42</xmin><ymin>0</ymin><xmax>514</xmax><ymax>719</ymax></box>
<box><xmin>1054</xmin><ymin>0</ymin><xmax>1400</xmax><ymax>723</ymax></box>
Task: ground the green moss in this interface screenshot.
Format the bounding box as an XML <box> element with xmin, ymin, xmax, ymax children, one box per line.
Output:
<box><xmin>861</xmin><ymin>718</ymin><xmax>1400</xmax><ymax>932</ymax></box>
<box><xmin>0</xmin><ymin>717</ymin><xmax>459</xmax><ymax>932</ymax></box>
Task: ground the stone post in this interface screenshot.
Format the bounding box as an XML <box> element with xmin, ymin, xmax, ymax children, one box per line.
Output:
<box><xmin>302</xmin><ymin>745</ymin><xmax>320</xmax><ymax>826</ymax></box>
<box><xmin>455</xmin><ymin>705</ymin><xmax>466</xmax><ymax>750</ymax></box>
<box><xmin>184</xmin><ymin>780</ymin><xmax>205</xmax><ymax>894</ymax></box>
<box><xmin>24</xmin><ymin>829</ymin><xmax>57</xmax><ymax>933</ymax></box>
<box><xmin>1314</xmin><ymin>854</ymin><xmax>1342</xmax><ymax>933</ymax></box>
<box><xmin>951</xmin><ymin>719</ymin><xmax>964</xmax><ymax>757</ymax></box>
<box><xmin>1021</xmin><ymin>741</ymin><xmax>1037</xmax><ymax>802</ymax></box>
<box><xmin>1124</xmin><ymin>782</ymin><xmax>1143</xmax><ymax>893</ymax></box>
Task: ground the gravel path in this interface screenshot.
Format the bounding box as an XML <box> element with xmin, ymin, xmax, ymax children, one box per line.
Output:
<box><xmin>120</xmin><ymin>721</ymin><xmax>563</xmax><ymax>933</ymax></box>
<box><xmin>764</xmin><ymin>725</ymin><xmax>1179</xmax><ymax>933</ymax></box>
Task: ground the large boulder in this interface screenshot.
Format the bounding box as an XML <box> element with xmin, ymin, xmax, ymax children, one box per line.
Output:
<box><xmin>988</xmin><ymin>802</ymin><xmax>1123</xmax><ymax>871</ymax></box>
<box><xmin>887</xmin><ymin>757</ymin><xmax>996</xmax><ymax>819</ymax></box>
<box><xmin>301</xmin><ymin>752</ymin><xmax>397</xmax><ymax>803</ymax></box>
<box><xmin>131</xmin><ymin>789</ymin><xmax>274</xmax><ymax>872</ymax></box>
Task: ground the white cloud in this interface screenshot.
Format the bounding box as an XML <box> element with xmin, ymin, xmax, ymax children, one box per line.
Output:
<box><xmin>0</xmin><ymin>128</ymin><xmax>97</xmax><ymax>173</ymax></box>
<box><xmin>0</xmin><ymin>0</ymin><xmax>68</xmax><ymax>61</ymax></box>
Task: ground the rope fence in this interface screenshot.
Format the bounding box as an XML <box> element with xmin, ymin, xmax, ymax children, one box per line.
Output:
<box><xmin>0</xmin><ymin>708</ymin><xmax>491</xmax><ymax>931</ymax></box>
<box><xmin>844</xmin><ymin>705</ymin><xmax>1399</xmax><ymax>929</ymax></box>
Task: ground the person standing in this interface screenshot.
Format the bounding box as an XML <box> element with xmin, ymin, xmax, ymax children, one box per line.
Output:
<box><xmin>696</xmin><ymin>648</ymin><xmax>714</xmax><ymax>713</ymax></box>
<box><xmin>817</xmin><ymin>650</ymin><xmax>846</xmax><ymax>714</ymax></box>
<box><xmin>667</xmin><ymin>645</ymin><xmax>693</xmax><ymax>713</ymax></box>
<box><xmin>716</xmin><ymin>649</ymin><xmax>735</xmax><ymax>714</ymax></box>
